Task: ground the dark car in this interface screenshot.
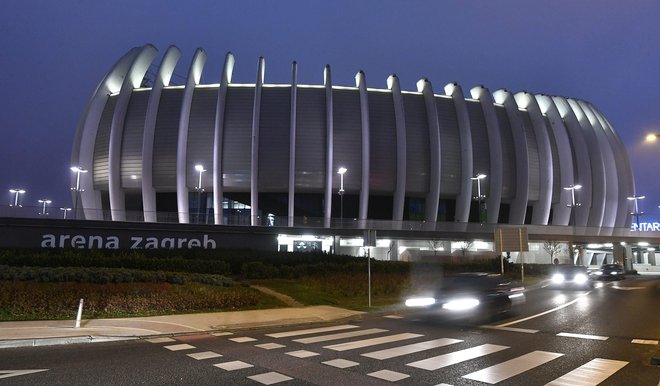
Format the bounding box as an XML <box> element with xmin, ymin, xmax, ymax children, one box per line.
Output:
<box><xmin>593</xmin><ymin>264</ymin><xmax>625</xmax><ymax>280</ymax></box>
<box><xmin>549</xmin><ymin>265</ymin><xmax>592</xmax><ymax>288</ymax></box>
<box><xmin>404</xmin><ymin>273</ymin><xmax>525</xmax><ymax>322</ymax></box>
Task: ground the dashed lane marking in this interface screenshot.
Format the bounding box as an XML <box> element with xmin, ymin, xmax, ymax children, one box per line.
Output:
<box><xmin>368</xmin><ymin>369</ymin><xmax>410</xmax><ymax>382</ymax></box>
<box><xmin>463</xmin><ymin>350</ymin><xmax>563</xmax><ymax>384</ymax></box>
<box><xmin>163</xmin><ymin>343</ymin><xmax>196</xmax><ymax>351</ymax></box>
<box><xmin>146</xmin><ymin>337</ymin><xmax>176</xmax><ymax>343</ymax></box>
<box><xmin>265</xmin><ymin>324</ymin><xmax>359</xmax><ymax>338</ymax></box>
<box><xmin>213</xmin><ymin>361</ymin><xmax>254</xmax><ymax>371</ymax></box>
<box><xmin>229</xmin><ymin>337</ymin><xmax>257</xmax><ymax>343</ymax></box>
<box><xmin>544</xmin><ymin>358</ymin><xmax>628</xmax><ymax>386</ymax></box>
<box><xmin>211</xmin><ymin>332</ymin><xmax>233</xmax><ymax>337</ymax></box>
<box><xmin>631</xmin><ymin>339</ymin><xmax>659</xmax><ymax>345</ymax></box>
<box><xmin>247</xmin><ymin>372</ymin><xmax>293</xmax><ymax>385</ymax></box>
<box><xmin>407</xmin><ymin>344</ymin><xmax>509</xmax><ymax>371</ymax></box>
<box><xmin>362</xmin><ymin>338</ymin><xmax>463</xmax><ymax>360</ymax></box>
<box><xmin>255</xmin><ymin>343</ymin><xmax>286</xmax><ymax>350</ymax></box>
<box><xmin>324</xmin><ymin>333</ymin><xmax>423</xmax><ymax>352</ymax></box>
<box><xmin>293</xmin><ymin>328</ymin><xmax>387</xmax><ymax>344</ymax></box>
<box><xmin>480</xmin><ymin>325</ymin><xmax>539</xmax><ymax>334</ymax></box>
<box><xmin>187</xmin><ymin>351</ymin><xmax>222</xmax><ymax>360</ymax></box>
<box><xmin>384</xmin><ymin>315</ymin><xmax>403</xmax><ymax>319</ymax></box>
<box><xmin>322</xmin><ymin>359</ymin><xmax>360</xmax><ymax>369</ymax></box>
<box><xmin>556</xmin><ymin>332</ymin><xmax>608</xmax><ymax>341</ymax></box>
<box><xmin>285</xmin><ymin>350</ymin><xmax>320</xmax><ymax>358</ymax></box>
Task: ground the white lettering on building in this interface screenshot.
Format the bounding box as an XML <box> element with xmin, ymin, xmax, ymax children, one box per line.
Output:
<box><xmin>630</xmin><ymin>222</ymin><xmax>660</xmax><ymax>232</ymax></box>
<box><xmin>41</xmin><ymin>234</ymin><xmax>217</xmax><ymax>249</ymax></box>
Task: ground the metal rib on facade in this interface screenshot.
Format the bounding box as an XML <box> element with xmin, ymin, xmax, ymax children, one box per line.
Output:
<box><xmin>70</xmin><ymin>44</ymin><xmax>635</xmax><ymax>228</ymax></box>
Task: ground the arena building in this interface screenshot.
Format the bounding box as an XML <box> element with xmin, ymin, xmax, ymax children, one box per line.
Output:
<box><xmin>71</xmin><ymin>44</ymin><xmax>635</xmax><ymax>234</ymax></box>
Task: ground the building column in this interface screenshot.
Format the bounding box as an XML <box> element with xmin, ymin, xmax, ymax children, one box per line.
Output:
<box><xmin>213</xmin><ymin>52</ymin><xmax>235</xmax><ymax>225</ymax></box>
<box><xmin>142</xmin><ymin>46</ymin><xmax>181</xmax><ymax>223</ymax></box>
<box><xmin>288</xmin><ymin>62</ymin><xmax>298</xmax><ymax>227</ymax></box>
<box><xmin>445</xmin><ymin>83</ymin><xmax>473</xmax><ymax>223</ymax></box>
<box><xmin>388</xmin><ymin>75</ymin><xmax>407</xmax><ymax>225</ymax></box>
<box><xmin>71</xmin><ymin>46</ymin><xmax>143</xmax><ymax>220</ymax></box>
<box><xmin>176</xmin><ymin>48</ymin><xmax>207</xmax><ymax>224</ymax></box>
<box><xmin>323</xmin><ymin>65</ymin><xmax>334</xmax><ymax>227</ymax></box>
<box><xmin>355</xmin><ymin>71</ymin><xmax>370</xmax><ymax>224</ymax></box>
<box><xmin>417</xmin><ymin>79</ymin><xmax>441</xmax><ymax>223</ymax></box>
<box><xmin>250</xmin><ymin>57</ymin><xmax>265</xmax><ymax>226</ymax></box>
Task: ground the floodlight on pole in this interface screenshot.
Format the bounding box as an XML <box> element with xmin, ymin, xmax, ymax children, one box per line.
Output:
<box><xmin>338</xmin><ymin>167</ymin><xmax>347</xmax><ymax>223</ymax></box>
<box><xmin>627</xmin><ymin>194</ymin><xmax>645</xmax><ymax>230</ymax></box>
<box><xmin>38</xmin><ymin>199</ymin><xmax>52</xmax><ymax>215</ymax></box>
<box><xmin>60</xmin><ymin>207</ymin><xmax>72</xmax><ymax>219</ymax></box>
<box><xmin>195</xmin><ymin>164</ymin><xmax>206</xmax><ymax>223</ymax></box>
<box><xmin>645</xmin><ymin>133</ymin><xmax>658</xmax><ymax>143</ymax></box>
<box><xmin>9</xmin><ymin>188</ymin><xmax>26</xmax><ymax>207</ymax></box>
<box><xmin>70</xmin><ymin>166</ymin><xmax>88</xmax><ymax>219</ymax></box>
<box><xmin>471</xmin><ymin>174</ymin><xmax>487</xmax><ymax>223</ymax></box>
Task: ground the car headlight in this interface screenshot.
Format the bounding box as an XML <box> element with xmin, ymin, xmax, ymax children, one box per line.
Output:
<box><xmin>594</xmin><ymin>271</ymin><xmax>603</xmax><ymax>276</ymax></box>
<box><xmin>442</xmin><ymin>298</ymin><xmax>480</xmax><ymax>311</ymax></box>
<box><xmin>574</xmin><ymin>273</ymin><xmax>588</xmax><ymax>284</ymax></box>
<box><xmin>405</xmin><ymin>297</ymin><xmax>436</xmax><ymax>307</ymax></box>
<box><xmin>551</xmin><ymin>273</ymin><xmax>565</xmax><ymax>284</ymax></box>
<box><xmin>611</xmin><ymin>271</ymin><xmax>618</xmax><ymax>275</ymax></box>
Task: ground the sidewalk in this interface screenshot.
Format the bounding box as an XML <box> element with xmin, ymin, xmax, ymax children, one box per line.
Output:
<box><xmin>0</xmin><ymin>306</ymin><xmax>365</xmax><ymax>349</ymax></box>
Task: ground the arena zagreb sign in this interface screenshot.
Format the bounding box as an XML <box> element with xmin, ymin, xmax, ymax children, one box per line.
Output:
<box><xmin>40</xmin><ymin>233</ymin><xmax>218</xmax><ymax>249</ymax></box>
<box><xmin>630</xmin><ymin>222</ymin><xmax>660</xmax><ymax>232</ymax></box>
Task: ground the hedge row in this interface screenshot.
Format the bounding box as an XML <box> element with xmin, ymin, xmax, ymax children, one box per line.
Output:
<box><xmin>0</xmin><ymin>265</ymin><xmax>236</xmax><ymax>286</ymax></box>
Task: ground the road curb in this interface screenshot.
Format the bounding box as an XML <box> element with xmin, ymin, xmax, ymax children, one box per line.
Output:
<box><xmin>0</xmin><ymin>336</ymin><xmax>138</xmax><ymax>349</ymax></box>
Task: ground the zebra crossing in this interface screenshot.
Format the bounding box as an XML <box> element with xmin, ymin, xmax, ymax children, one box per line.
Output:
<box><xmin>148</xmin><ymin>322</ymin><xmax>632</xmax><ymax>385</ymax></box>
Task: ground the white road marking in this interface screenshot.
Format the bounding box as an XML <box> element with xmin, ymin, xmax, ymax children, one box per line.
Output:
<box><xmin>247</xmin><ymin>372</ymin><xmax>293</xmax><ymax>385</ymax></box>
<box><xmin>480</xmin><ymin>325</ymin><xmax>539</xmax><ymax>334</ymax></box>
<box><xmin>146</xmin><ymin>337</ymin><xmax>176</xmax><ymax>343</ymax></box>
<box><xmin>285</xmin><ymin>350</ymin><xmax>320</xmax><ymax>358</ymax></box>
<box><xmin>497</xmin><ymin>292</ymin><xmax>591</xmax><ymax>327</ymax></box>
<box><xmin>407</xmin><ymin>344</ymin><xmax>509</xmax><ymax>371</ymax></box>
<box><xmin>266</xmin><ymin>324</ymin><xmax>359</xmax><ymax>338</ymax></box>
<box><xmin>557</xmin><ymin>332</ymin><xmax>608</xmax><ymax>341</ymax></box>
<box><xmin>212</xmin><ymin>332</ymin><xmax>233</xmax><ymax>337</ymax></box>
<box><xmin>0</xmin><ymin>369</ymin><xmax>49</xmax><ymax>379</ymax></box>
<box><xmin>362</xmin><ymin>338</ymin><xmax>463</xmax><ymax>360</ymax></box>
<box><xmin>544</xmin><ymin>358</ymin><xmax>628</xmax><ymax>386</ymax></box>
<box><xmin>612</xmin><ymin>285</ymin><xmax>644</xmax><ymax>290</ymax></box>
<box><xmin>324</xmin><ymin>333</ymin><xmax>422</xmax><ymax>352</ymax></box>
<box><xmin>229</xmin><ymin>337</ymin><xmax>257</xmax><ymax>343</ymax></box>
<box><xmin>255</xmin><ymin>343</ymin><xmax>286</xmax><ymax>350</ymax></box>
<box><xmin>631</xmin><ymin>339</ymin><xmax>659</xmax><ymax>345</ymax></box>
<box><xmin>368</xmin><ymin>369</ymin><xmax>410</xmax><ymax>382</ymax></box>
<box><xmin>384</xmin><ymin>315</ymin><xmax>403</xmax><ymax>319</ymax></box>
<box><xmin>164</xmin><ymin>343</ymin><xmax>196</xmax><ymax>351</ymax></box>
<box><xmin>322</xmin><ymin>359</ymin><xmax>360</xmax><ymax>368</ymax></box>
<box><xmin>187</xmin><ymin>351</ymin><xmax>222</xmax><ymax>360</ymax></box>
<box><xmin>463</xmin><ymin>350</ymin><xmax>563</xmax><ymax>384</ymax></box>
<box><xmin>213</xmin><ymin>360</ymin><xmax>254</xmax><ymax>371</ymax></box>
<box><xmin>293</xmin><ymin>328</ymin><xmax>387</xmax><ymax>344</ymax></box>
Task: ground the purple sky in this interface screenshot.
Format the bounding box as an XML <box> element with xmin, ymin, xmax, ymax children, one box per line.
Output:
<box><xmin>1</xmin><ymin>1</ymin><xmax>659</xmax><ymax>221</ymax></box>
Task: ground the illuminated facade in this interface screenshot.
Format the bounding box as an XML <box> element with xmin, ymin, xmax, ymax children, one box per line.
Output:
<box><xmin>71</xmin><ymin>44</ymin><xmax>635</xmax><ymax>228</ymax></box>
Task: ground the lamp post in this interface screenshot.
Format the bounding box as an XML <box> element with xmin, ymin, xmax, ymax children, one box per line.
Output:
<box><xmin>471</xmin><ymin>173</ymin><xmax>487</xmax><ymax>223</ymax></box>
<box><xmin>9</xmin><ymin>188</ymin><xmax>26</xmax><ymax>207</ymax></box>
<box><xmin>564</xmin><ymin>184</ymin><xmax>582</xmax><ymax>265</ymax></box>
<box><xmin>70</xmin><ymin>166</ymin><xmax>88</xmax><ymax>219</ymax></box>
<box><xmin>645</xmin><ymin>133</ymin><xmax>659</xmax><ymax>143</ymax></box>
<box><xmin>38</xmin><ymin>199</ymin><xmax>52</xmax><ymax>215</ymax></box>
<box><xmin>627</xmin><ymin>194</ymin><xmax>645</xmax><ymax>231</ymax></box>
<box><xmin>337</xmin><ymin>167</ymin><xmax>347</xmax><ymax>224</ymax></box>
<box><xmin>60</xmin><ymin>207</ymin><xmax>72</xmax><ymax>219</ymax></box>
<box><xmin>195</xmin><ymin>164</ymin><xmax>205</xmax><ymax>224</ymax></box>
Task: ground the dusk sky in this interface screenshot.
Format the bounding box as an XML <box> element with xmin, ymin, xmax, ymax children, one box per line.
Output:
<box><xmin>1</xmin><ymin>1</ymin><xmax>659</xmax><ymax>221</ymax></box>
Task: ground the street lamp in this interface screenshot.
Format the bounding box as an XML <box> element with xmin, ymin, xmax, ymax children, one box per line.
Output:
<box><xmin>9</xmin><ymin>188</ymin><xmax>26</xmax><ymax>207</ymax></box>
<box><xmin>195</xmin><ymin>164</ymin><xmax>206</xmax><ymax>224</ymax></box>
<box><xmin>627</xmin><ymin>194</ymin><xmax>645</xmax><ymax>231</ymax></box>
<box><xmin>337</xmin><ymin>167</ymin><xmax>347</xmax><ymax>223</ymax></box>
<box><xmin>59</xmin><ymin>207</ymin><xmax>72</xmax><ymax>219</ymax></box>
<box><xmin>471</xmin><ymin>173</ymin><xmax>487</xmax><ymax>223</ymax></box>
<box><xmin>645</xmin><ymin>133</ymin><xmax>658</xmax><ymax>143</ymax></box>
<box><xmin>70</xmin><ymin>166</ymin><xmax>88</xmax><ymax>219</ymax></box>
<box><xmin>38</xmin><ymin>199</ymin><xmax>52</xmax><ymax>215</ymax></box>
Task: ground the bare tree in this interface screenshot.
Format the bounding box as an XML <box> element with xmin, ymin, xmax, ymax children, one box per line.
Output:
<box><xmin>458</xmin><ymin>240</ymin><xmax>474</xmax><ymax>258</ymax></box>
<box><xmin>543</xmin><ymin>240</ymin><xmax>564</xmax><ymax>264</ymax></box>
<box><xmin>428</xmin><ymin>240</ymin><xmax>442</xmax><ymax>256</ymax></box>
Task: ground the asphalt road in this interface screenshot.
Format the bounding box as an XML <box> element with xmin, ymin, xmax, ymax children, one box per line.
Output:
<box><xmin>1</xmin><ymin>276</ymin><xmax>658</xmax><ymax>385</ymax></box>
